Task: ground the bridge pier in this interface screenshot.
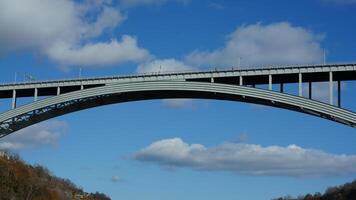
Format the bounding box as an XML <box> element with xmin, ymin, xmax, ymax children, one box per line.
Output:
<box><xmin>211</xmin><ymin>77</ymin><xmax>214</xmax><ymax>83</ymax></box>
<box><xmin>338</xmin><ymin>80</ymin><xmax>341</xmax><ymax>107</ymax></box>
<box><xmin>309</xmin><ymin>82</ymin><xmax>312</xmax><ymax>99</ymax></box>
<box><xmin>280</xmin><ymin>83</ymin><xmax>284</xmax><ymax>93</ymax></box>
<box><xmin>57</xmin><ymin>87</ymin><xmax>61</xmax><ymax>95</ymax></box>
<box><xmin>239</xmin><ymin>76</ymin><xmax>243</xmax><ymax>86</ymax></box>
<box><xmin>34</xmin><ymin>88</ymin><xmax>38</xmax><ymax>101</ymax></box>
<box><xmin>330</xmin><ymin>71</ymin><xmax>333</xmax><ymax>105</ymax></box>
<box><xmin>11</xmin><ymin>90</ymin><xmax>16</xmax><ymax>109</ymax></box>
<box><xmin>269</xmin><ymin>74</ymin><xmax>272</xmax><ymax>90</ymax></box>
<box><xmin>299</xmin><ymin>73</ymin><xmax>303</xmax><ymax>97</ymax></box>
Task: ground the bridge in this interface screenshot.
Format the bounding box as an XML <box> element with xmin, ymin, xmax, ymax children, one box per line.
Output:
<box><xmin>0</xmin><ymin>63</ymin><xmax>356</xmax><ymax>138</ymax></box>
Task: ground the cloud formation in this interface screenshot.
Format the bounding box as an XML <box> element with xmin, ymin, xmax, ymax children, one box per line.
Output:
<box><xmin>47</xmin><ymin>36</ymin><xmax>150</xmax><ymax>67</ymax></box>
<box><xmin>0</xmin><ymin>0</ymin><xmax>150</xmax><ymax>68</ymax></box>
<box><xmin>0</xmin><ymin>120</ymin><xmax>67</xmax><ymax>150</ymax></box>
<box><xmin>185</xmin><ymin>22</ymin><xmax>324</xmax><ymax>68</ymax></box>
<box><xmin>137</xmin><ymin>59</ymin><xmax>194</xmax><ymax>74</ymax></box>
<box><xmin>133</xmin><ymin>138</ymin><xmax>356</xmax><ymax>177</ymax></box>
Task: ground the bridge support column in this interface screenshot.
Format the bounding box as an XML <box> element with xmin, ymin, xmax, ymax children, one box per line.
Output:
<box><xmin>81</xmin><ymin>85</ymin><xmax>84</xmax><ymax>90</ymax></box>
<box><xmin>280</xmin><ymin>83</ymin><xmax>284</xmax><ymax>93</ymax></box>
<box><xmin>239</xmin><ymin>76</ymin><xmax>243</xmax><ymax>86</ymax></box>
<box><xmin>268</xmin><ymin>74</ymin><xmax>272</xmax><ymax>90</ymax></box>
<box><xmin>211</xmin><ymin>77</ymin><xmax>214</xmax><ymax>83</ymax></box>
<box><xmin>34</xmin><ymin>88</ymin><xmax>38</xmax><ymax>101</ymax></box>
<box><xmin>338</xmin><ymin>80</ymin><xmax>341</xmax><ymax>107</ymax></box>
<box><xmin>57</xmin><ymin>87</ymin><xmax>61</xmax><ymax>95</ymax></box>
<box><xmin>308</xmin><ymin>82</ymin><xmax>312</xmax><ymax>99</ymax></box>
<box><xmin>329</xmin><ymin>71</ymin><xmax>333</xmax><ymax>105</ymax></box>
<box><xmin>299</xmin><ymin>73</ymin><xmax>303</xmax><ymax>97</ymax></box>
<box><xmin>12</xmin><ymin>90</ymin><xmax>16</xmax><ymax>109</ymax></box>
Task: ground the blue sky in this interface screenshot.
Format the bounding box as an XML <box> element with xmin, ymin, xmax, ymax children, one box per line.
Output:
<box><xmin>0</xmin><ymin>0</ymin><xmax>356</xmax><ymax>199</ymax></box>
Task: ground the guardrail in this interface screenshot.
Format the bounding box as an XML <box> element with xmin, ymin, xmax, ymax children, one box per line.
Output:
<box><xmin>1</xmin><ymin>63</ymin><xmax>355</xmax><ymax>87</ymax></box>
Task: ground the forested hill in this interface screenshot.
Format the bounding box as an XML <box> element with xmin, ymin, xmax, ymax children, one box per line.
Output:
<box><xmin>276</xmin><ymin>180</ymin><xmax>356</xmax><ymax>200</ymax></box>
<box><xmin>0</xmin><ymin>152</ymin><xmax>111</xmax><ymax>200</ymax></box>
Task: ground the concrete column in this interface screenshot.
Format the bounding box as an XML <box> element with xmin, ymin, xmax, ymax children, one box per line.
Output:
<box><xmin>81</xmin><ymin>85</ymin><xmax>84</xmax><ymax>90</ymax></box>
<box><xmin>211</xmin><ymin>77</ymin><xmax>214</xmax><ymax>83</ymax></box>
<box><xmin>308</xmin><ymin>82</ymin><xmax>312</xmax><ymax>99</ymax></box>
<box><xmin>298</xmin><ymin>73</ymin><xmax>303</xmax><ymax>97</ymax></box>
<box><xmin>268</xmin><ymin>74</ymin><xmax>272</xmax><ymax>90</ymax></box>
<box><xmin>57</xmin><ymin>87</ymin><xmax>61</xmax><ymax>95</ymax></box>
<box><xmin>34</xmin><ymin>88</ymin><xmax>38</xmax><ymax>101</ymax></box>
<box><xmin>280</xmin><ymin>83</ymin><xmax>284</xmax><ymax>93</ymax></box>
<box><xmin>239</xmin><ymin>76</ymin><xmax>243</xmax><ymax>86</ymax></box>
<box><xmin>338</xmin><ymin>80</ymin><xmax>341</xmax><ymax>107</ymax></box>
<box><xmin>329</xmin><ymin>71</ymin><xmax>333</xmax><ymax>105</ymax></box>
<box><xmin>12</xmin><ymin>90</ymin><xmax>16</xmax><ymax>109</ymax></box>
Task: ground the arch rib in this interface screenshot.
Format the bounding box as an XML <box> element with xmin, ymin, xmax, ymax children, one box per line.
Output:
<box><xmin>0</xmin><ymin>81</ymin><xmax>355</xmax><ymax>138</ymax></box>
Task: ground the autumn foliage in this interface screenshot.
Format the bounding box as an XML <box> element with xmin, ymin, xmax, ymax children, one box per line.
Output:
<box><xmin>0</xmin><ymin>152</ymin><xmax>110</xmax><ymax>200</ymax></box>
<box><xmin>276</xmin><ymin>180</ymin><xmax>356</xmax><ymax>200</ymax></box>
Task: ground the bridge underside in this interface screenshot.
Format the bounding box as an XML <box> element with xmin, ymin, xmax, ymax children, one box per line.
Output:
<box><xmin>0</xmin><ymin>81</ymin><xmax>355</xmax><ymax>138</ymax></box>
<box><xmin>1</xmin><ymin>67</ymin><xmax>355</xmax><ymax>99</ymax></box>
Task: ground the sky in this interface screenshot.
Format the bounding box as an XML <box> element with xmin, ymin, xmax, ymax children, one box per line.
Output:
<box><xmin>0</xmin><ymin>0</ymin><xmax>356</xmax><ymax>199</ymax></box>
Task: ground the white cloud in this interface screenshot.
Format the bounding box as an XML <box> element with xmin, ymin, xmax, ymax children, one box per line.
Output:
<box><xmin>185</xmin><ymin>22</ymin><xmax>324</xmax><ymax>68</ymax></box>
<box><xmin>133</xmin><ymin>138</ymin><xmax>356</xmax><ymax>177</ymax></box>
<box><xmin>0</xmin><ymin>0</ymin><xmax>79</xmax><ymax>52</ymax></box>
<box><xmin>84</xmin><ymin>6</ymin><xmax>126</xmax><ymax>39</ymax></box>
<box><xmin>137</xmin><ymin>59</ymin><xmax>194</xmax><ymax>74</ymax></box>
<box><xmin>0</xmin><ymin>0</ymin><xmax>150</xmax><ymax>68</ymax></box>
<box><xmin>47</xmin><ymin>36</ymin><xmax>150</xmax><ymax>67</ymax></box>
<box><xmin>0</xmin><ymin>120</ymin><xmax>68</xmax><ymax>150</ymax></box>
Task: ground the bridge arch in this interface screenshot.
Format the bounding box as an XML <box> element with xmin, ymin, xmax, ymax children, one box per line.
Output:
<box><xmin>0</xmin><ymin>81</ymin><xmax>355</xmax><ymax>138</ymax></box>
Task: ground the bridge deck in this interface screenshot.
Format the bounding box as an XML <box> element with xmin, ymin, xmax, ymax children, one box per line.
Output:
<box><xmin>0</xmin><ymin>63</ymin><xmax>355</xmax><ymax>99</ymax></box>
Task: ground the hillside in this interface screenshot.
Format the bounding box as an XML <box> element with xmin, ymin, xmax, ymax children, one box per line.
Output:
<box><xmin>276</xmin><ymin>180</ymin><xmax>356</xmax><ymax>200</ymax></box>
<box><xmin>0</xmin><ymin>152</ymin><xmax>110</xmax><ymax>200</ymax></box>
